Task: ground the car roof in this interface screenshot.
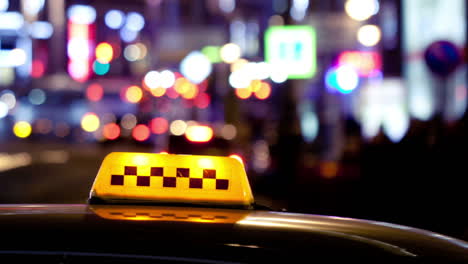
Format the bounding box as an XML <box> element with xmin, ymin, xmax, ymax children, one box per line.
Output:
<box><xmin>0</xmin><ymin>204</ymin><xmax>467</xmax><ymax>263</ymax></box>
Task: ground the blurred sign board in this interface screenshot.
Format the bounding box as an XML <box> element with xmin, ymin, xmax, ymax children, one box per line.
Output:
<box><xmin>308</xmin><ymin>14</ymin><xmax>361</xmax><ymax>52</ymax></box>
<box><xmin>265</xmin><ymin>25</ymin><xmax>317</xmax><ymax>79</ymax></box>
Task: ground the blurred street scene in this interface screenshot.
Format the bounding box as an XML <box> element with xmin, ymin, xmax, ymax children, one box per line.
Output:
<box><xmin>0</xmin><ymin>0</ymin><xmax>467</xmax><ymax>240</ymax></box>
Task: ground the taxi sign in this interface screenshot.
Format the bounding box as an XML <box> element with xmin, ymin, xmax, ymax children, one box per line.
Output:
<box><xmin>89</xmin><ymin>152</ymin><xmax>254</xmax><ymax>208</ymax></box>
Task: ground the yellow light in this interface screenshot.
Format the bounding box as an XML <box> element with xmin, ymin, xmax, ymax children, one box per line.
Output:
<box><xmin>125</xmin><ymin>85</ymin><xmax>143</xmax><ymax>103</ymax></box>
<box><xmin>254</xmin><ymin>82</ymin><xmax>272</xmax><ymax>100</ymax></box>
<box><xmin>170</xmin><ymin>120</ymin><xmax>187</xmax><ymax>136</ymax></box>
<box><xmin>150</xmin><ymin>87</ymin><xmax>166</xmax><ymax>97</ymax></box>
<box><xmin>249</xmin><ymin>80</ymin><xmax>262</xmax><ymax>92</ymax></box>
<box><xmin>220</xmin><ymin>43</ymin><xmax>241</xmax><ymax>64</ymax></box>
<box><xmin>95</xmin><ymin>42</ymin><xmax>113</xmax><ymax>63</ymax></box>
<box><xmin>357</xmin><ymin>25</ymin><xmax>381</xmax><ymax>47</ymax></box>
<box><xmin>174</xmin><ymin>78</ymin><xmax>191</xmax><ymax>94</ymax></box>
<box><xmin>13</xmin><ymin>121</ymin><xmax>32</xmax><ymax>138</ymax></box>
<box><xmin>81</xmin><ymin>113</ymin><xmax>100</xmax><ymax>132</ymax></box>
<box><xmin>235</xmin><ymin>87</ymin><xmax>252</xmax><ymax>99</ymax></box>
<box><xmin>181</xmin><ymin>83</ymin><xmax>199</xmax><ymax>100</ymax></box>
<box><xmin>230</xmin><ymin>58</ymin><xmax>249</xmax><ymax>72</ymax></box>
<box><xmin>185</xmin><ymin>125</ymin><xmax>213</xmax><ymax>143</ymax></box>
<box><xmin>89</xmin><ymin>152</ymin><xmax>255</xmax><ymax>207</ymax></box>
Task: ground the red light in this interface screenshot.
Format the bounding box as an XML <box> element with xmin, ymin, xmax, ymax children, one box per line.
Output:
<box><xmin>132</xmin><ymin>124</ymin><xmax>151</xmax><ymax>142</ymax></box>
<box><xmin>166</xmin><ymin>86</ymin><xmax>179</xmax><ymax>99</ymax></box>
<box><xmin>86</xmin><ymin>83</ymin><xmax>104</xmax><ymax>102</ymax></box>
<box><xmin>229</xmin><ymin>154</ymin><xmax>244</xmax><ymax>164</ymax></box>
<box><xmin>31</xmin><ymin>60</ymin><xmax>45</xmax><ymax>78</ymax></box>
<box><xmin>185</xmin><ymin>125</ymin><xmax>213</xmax><ymax>143</ymax></box>
<box><xmin>194</xmin><ymin>93</ymin><xmax>210</xmax><ymax>109</ymax></box>
<box><xmin>337</xmin><ymin>51</ymin><xmax>382</xmax><ymax>77</ymax></box>
<box><xmin>150</xmin><ymin>117</ymin><xmax>169</xmax><ymax>134</ymax></box>
<box><xmin>103</xmin><ymin>123</ymin><xmax>120</xmax><ymax>140</ymax></box>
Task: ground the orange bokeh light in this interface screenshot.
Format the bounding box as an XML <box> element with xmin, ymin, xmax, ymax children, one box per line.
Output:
<box><xmin>124</xmin><ymin>85</ymin><xmax>143</xmax><ymax>103</ymax></box>
<box><xmin>254</xmin><ymin>82</ymin><xmax>271</xmax><ymax>100</ymax></box>
<box><xmin>86</xmin><ymin>83</ymin><xmax>104</xmax><ymax>102</ymax></box>
<box><xmin>132</xmin><ymin>124</ymin><xmax>151</xmax><ymax>141</ymax></box>
<box><xmin>150</xmin><ymin>117</ymin><xmax>169</xmax><ymax>134</ymax></box>
<box><xmin>185</xmin><ymin>125</ymin><xmax>213</xmax><ymax>143</ymax></box>
<box><xmin>103</xmin><ymin>123</ymin><xmax>121</xmax><ymax>140</ymax></box>
<box><xmin>235</xmin><ymin>87</ymin><xmax>252</xmax><ymax>99</ymax></box>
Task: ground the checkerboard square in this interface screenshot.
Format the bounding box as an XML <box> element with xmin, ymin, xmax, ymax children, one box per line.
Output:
<box><xmin>216</xmin><ymin>179</ymin><xmax>229</xmax><ymax>190</ymax></box>
<box><xmin>163</xmin><ymin>177</ymin><xmax>176</xmax><ymax>187</ymax></box>
<box><xmin>125</xmin><ymin>166</ymin><xmax>137</xmax><ymax>175</ymax></box>
<box><xmin>151</xmin><ymin>167</ymin><xmax>163</xmax><ymax>176</ymax></box>
<box><xmin>137</xmin><ymin>176</ymin><xmax>150</xmax><ymax>186</ymax></box>
<box><xmin>189</xmin><ymin>178</ymin><xmax>203</xmax><ymax>188</ymax></box>
<box><xmin>111</xmin><ymin>175</ymin><xmax>124</xmax><ymax>185</ymax></box>
<box><xmin>203</xmin><ymin>169</ymin><xmax>216</xmax><ymax>178</ymax></box>
<box><xmin>177</xmin><ymin>168</ymin><xmax>190</xmax><ymax>177</ymax></box>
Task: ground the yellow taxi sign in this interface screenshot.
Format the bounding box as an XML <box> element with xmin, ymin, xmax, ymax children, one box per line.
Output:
<box><xmin>89</xmin><ymin>152</ymin><xmax>254</xmax><ymax>207</ymax></box>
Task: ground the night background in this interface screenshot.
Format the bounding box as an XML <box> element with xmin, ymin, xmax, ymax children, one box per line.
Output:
<box><xmin>0</xmin><ymin>0</ymin><xmax>467</xmax><ymax>241</ymax></box>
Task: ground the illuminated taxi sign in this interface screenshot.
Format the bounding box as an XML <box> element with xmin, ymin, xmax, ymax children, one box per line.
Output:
<box><xmin>89</xmin><ymin>152</ymin><xmax>254</xmax><ymax>207</ymax></box>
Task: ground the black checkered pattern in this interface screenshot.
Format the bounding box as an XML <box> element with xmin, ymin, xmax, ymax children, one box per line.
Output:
<box><xmin>110</xmin><ymin>166</ymin><xmax>229</xmax><ymax>190</ymax></box>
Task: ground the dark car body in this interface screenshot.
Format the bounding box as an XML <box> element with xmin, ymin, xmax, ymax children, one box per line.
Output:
<box><xmin>0</xmin><ymin>204</ymin><xmax>467</xmax><ymax>263</ymax></box>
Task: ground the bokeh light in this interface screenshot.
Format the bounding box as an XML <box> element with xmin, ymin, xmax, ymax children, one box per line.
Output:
<box><xmin>144</xmin><ymin>71</ymin><xmax>161</xmax><ymax>89</ymax></box>
<box><xmin>160</xmin><ymin>70</ymin><xmax>176</xmax><ymax>88</ymax></box>
<box><xmin>150</xmin><ymin>117</ymin><xmax>169</xmax><ymax>134</ymax></box>
<box><xmin>105</xmin><ymin>10</ymin><xmax>125</xmax><ymax>29</ymax></box>
<box><xmin>103</xmin><ymin>123</ymin><xmax>121</xmax><ymax>140</ymax></box>
<box><xmin>357</xmin><ymin>25</ymin><xmax>381</xmax><ymax>47</ymax></box>
<box><xmin>86</xmin><ymin>83</ymin><xmax>104</xmax><ymax>102</ymax></box>
<box><xmin>185</xmin><ymin>125</ymin><xmax>213</xmax><ymax>143</ymax></box>
<box><xmin>125</xmin><ymin>12</ymin><xmax>145</xmax><ymax>31</ymax></box>
<box><xmin>150</xmin><ymin>87</ymin><xmax>166</xmax><ymax>97</ymax></box>
<box><xmin>95</xmin><ymin>42</ymin><xmax>113</xmax><ymax>63</ymax></box>
<box><xmin>345</xmin><ymin>0</ymin><xmax>379</xmax><ymax>21</ymax></box>
<box><xmin>221</xmin><ymin>124</ymin><xmax>237</xmax><ymax>140</ymax></box>
<box><xmin>28</xmin><ymin>88</ymin><xmax>46</xmax><ymax>105</ymax></box>
<box><xmin>9</xmin><ymin>48</ymin><xmax>27</xmax><ymax>66</ymax></box>
<box><xmin>220</xmin><ymin>43</ymin><xmax>241</xmax><ymax>63</ymax></box>
<box><xmin>13</xmin><ymin>121</ymin><xmax>32</xmax><ymax>138</ymax></box>
<box><xmin>31</xmin><ymin>60</ymin><xmax>45</xmax><ymax>78</ymax></box>
<box><xmin>93</xmin><ymin>61</ymin><xmax>110</xmax><ymax>75</ymax></box>
<box><xmin>325</xmin><ymin>66</ymin><xmax>359</xmax><ymax>94</ymax></box>
<box><xmin>132</xmin><ymin>124</ymin><xmax>150</xmax><ymax>141</ymax></box>
<box><xmin>67</xmin><ymin>5</ymin><xmax>96</xmax><ymax>25</ymax></box>
<box><xmin>170</xmin><ymin>120</ymin><xmax>187</xmax><ymax>136</ymax></box>
<box><xmin>81</xmin><ymin>113</ymin><xmax>100</xmax><ymax>132</ymax></box>
<box><xmin>121</xmin><ymin>113</ymin><xmax>137</xmax><ymax>130</ymax></box>
<box><xmin>194</xmin><ymin>93</ymin><xmax>210</xmax><ymax>109</ymax></box>
<box><xmin>124</xmin><ymin>85</ymin><xmax>143</xmax><ymax>103</ymax></box>
<box><xmin>180</xmin><ymin>51</ymin><xmax>212</xmax><ymax>84</ymax></box>
<box><xmin>0</xmin><ymin>90</ymin><xmax>16</xmax><ymax>109</ymax></box>
<box><xmin>120</xmin><ymin>27</ymin><xmax>138</xmax><ymax>43</ymax></box>
<box><xmin>254</xmin><ymin>82</ymin><xmax>272</xmax><ymax>100</ymax></box>
<box><xmin>0</xmin><ymin>101</ymin><xmax>8</xmax><ymax>119</ymax></box>
<box><xmin>235</xmin><ymin>87</ymin><xmax>252</xmax><ymax>99</ymax></box>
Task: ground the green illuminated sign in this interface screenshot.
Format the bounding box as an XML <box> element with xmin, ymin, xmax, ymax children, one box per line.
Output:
<box><xmin>265</xmin><ymin>26</ymin><xmax>317</xmax><ymax>79</ymax></box>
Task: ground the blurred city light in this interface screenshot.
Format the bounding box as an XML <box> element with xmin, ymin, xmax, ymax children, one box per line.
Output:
<box><xmin>29</xmin><ymin>21</ymin><xmax>54</xmax><ymax>39</ymax></box>
<box><xmin>201</xmin><ymin>46</ymin><xmax>222</xmax><ymax>63</ymax></box>
<box><xmin>229</xmin><ymin>70</ymin><xmax>250</xmax><ymax>89</ymax></box>
<box><xmin>13</xmin><ymin>121</ymin><xmax>32</xmax><ymax>138</ymax></box>
<box><xmin>221</xmin><ymin>124</ymin><xmax>237</xmax><ymax>140</ymax></box>
<box><xmin>290</xmin><ymin>0</ymin><xmax>309</xmax><ymax>21</ymax></box>
<box><xmin>28</xmin><ymin>89</ymin><xmax>46</xmax><ymax>105</ymax></box>
<box><xmin>230</xmin><ymin>58</ymin><xmax>249</xmax><ymax>72</ymax></box>
<box><xmin>299</xmin><ymin>102</ymin><xmax>319</xmax><ymax>143</ymax></box>
<box><xmin>194</xmin><ymin>93</ymin><xmax>210</xmax><ymax>109</ymax></box>
<box><xmin>160</xmin><ymin>70</ymin><xmax>176</xmax><ymax>88</ymax></box>
<box><xmin>103</xmin><ymin>123</ymin><xmax>120</xmax><ymax>140</ymax></box>
<box><xmin>254</xmin><ymin>82</ymin><xmax>272</xmax><ymax>100</ymax></box>
<box><xmin>81</xmin><ymin>113</ymin><xmax>100</xmax><ymax>132</ymax></box>
<box><xmin>0</xmin><ymin>0</ymin><xmax>8</xmax><ymax>12</ymax></box>
<box><xmin>150</xmin><ymin>87</ymin><xmax>166</xmax><ymax>97</ymax></box>
<box><xmin>124</xmin><ymin>85</ymin><xmax>143</xmax><ymax>103</ymax></box>
<box><xmin>93</xmin><ymin>61</ymin><xmax>110</xmax><ymax>75</ymax></box>
<box><xmin>0</xmin><ymin>68</ymin><xmax>14</xmax><ymax>86</ymax></box>
<box><xmin>0</xmin><ymin>101</ymin><xmax>8</xmax><ymax>119</ymax></box>
<box><xmin>125</xmin><ymin>12</ymin><xmax>145</xmax><ymax>32</ymax></box>
<box><xmin>23</xmin><ymin>0</ymin><xmax>45</xmax><ymax>17</ymax></box>
<box><xmin>0</xmin><ymin>12</ymin><xmax>24</xmax><ymax>30</ymax></box>
<box><xmin>235</xmin><ymin>87</ymin><xmax>252</xmax><ymax>99</ymax></box>
<box><xmin>31</xmin><ymin>60</ymin><xmax>45</xmax><ymax>78</ymax></box>
<box><xmin>55</xmin><ymin>122</ymin><xmax>70</xmax><ymax>138</ymax></box>
<box><xmin>0</xmin><ymin>48</ymin><xmax>27</xmax><ymax>67</ymax></box>
<box><xmin>67</xmin><ymin>5</ymin><xmax>96</xmax><ymax>25</ymax></box>
<box><xmin>345</xmin><ymin>0</ymin><xmax>379</xmax><ymax>21</ymax></box>
<box><xmin>0</xmin><ymin>90</ymin><xmax>16</xmax><ymax>110</ymax></box>
<box><xmin>150</xmin><ymin>117</ymin><xmax>169</xmax><ymax>134</ymax></box>
<box><xmin>124</xmin><ymin>44</ymin><xmax>144</xmax><ymax>61</ymax></box>
<box><xmin>95</xmin><ymin>42</ymin><xmax>114</xmax><ymax>63</ymax></box>
<box><xmin>220</xmin><ymin>43</ymin><xmax>241</xmax><ymax>63</ymax></box>
<box><xmin>120</xmin><ymin>27</ymin><xmax>138</xmax><ymax>43</ymax></box>
<box><xmin>185</xmin><ymin>125</ymin><xmax>214</xmax><ymax>143</ymax></box>
<box><xmin>252</xmin><ymin>140</ymin><xmax>271</xmax><ymax>172</ymax></box>
<box><xmin>180</xmin><ymin>51</ymin><xmax>212</xmax><ymax>84</ymax></box>
<box><xmin>86</xmin><ymin>83</ymin><xmax>104</xmax><ymax>102</ymax></box>
<box><xmin>132</xmin><ymin>124</ymin><xmax>150</xmax><ymax>141</ymax></box>
<box><xmin>180</xmin><ymin>83</ymin><xmax>199</xmax><ymax>100</ymax></box>
<box><xmin>269</xmin><ymin>65</ymin><xmax>288</xmax><ymax>83</ymax></box>
<box><xmin>357</xmin><ymin>25</ymin><xmax>381</xmax><ymax>47</ymax></box>
<box><xmin>121</xmin><ymin>113</ymin><xmax>137</xmax><ymax>130</ymax></box>
<box><xmin>170</xmin><ymin>120</ymin><xmax>187</xmax><ymax>136</ymax></box>
<box><xmin>144</xmin><ymin>71</ymin><xmax>161</xmax><ymax>89</ymax></box>
<box><xmin>219</xmin><ymin>0</ymin><xmax>235</xmax><ymax>13</ymax></box>
<box><xmin>337</xmin><ymin>51</ymin><xmax>382</xmax><ymax>77</ymax></box>
<box><xmin>325</xmin><ymin>66</ymin><xmax>359</xmax><ymax>94</ymax></box>
<box><xmin>105</xmin><ymin>10</ymin><xmax>125</xmax><ymax>29</ymax></box>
